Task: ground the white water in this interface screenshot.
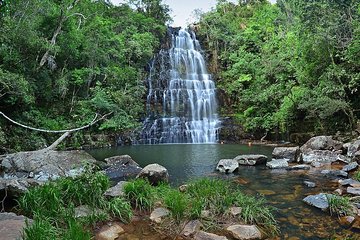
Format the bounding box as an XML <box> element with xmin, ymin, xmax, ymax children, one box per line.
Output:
<box><xmin>137</xmin><ymin>28</ymin><xmax>220</xmax><ymax>144</ymax></box>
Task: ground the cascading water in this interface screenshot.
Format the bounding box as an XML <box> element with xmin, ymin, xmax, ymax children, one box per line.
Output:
<box><xmin>136</xmin><ymin>28</ymin><xmax>220</xmax><ymax>144</ymax></box>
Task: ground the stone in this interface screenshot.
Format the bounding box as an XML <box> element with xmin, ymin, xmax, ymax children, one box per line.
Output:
<box><xmin>311</xmin><ymin>162</ymin><xmax>323</xmax><ymax>168</ymax></box>
<box><xmin>137</xmin><ymin>164</ymin><xmax>169</xmax><ymax>185</ymax></box>
<box><xmin>149</xmin><ymin>207</ymin><xmax>170</xmax><ymax>223</ymax></box>
<box><xmin>105</xmin><ymin>164</ymin><xmax>142</xmax><ymax>182</ymax></box>
<box><xmin>0</xmin><ymin>212</ymin><xmax>32</xmax><ymax>240</ymax></box>
<box><xmin>300</xmin><ymin>136</ymin><xmax>343</xmax><ymax>153</ymax></box>
<box><xmin>104</xmin><ymin>155</ymin><xmax>139</xmax><ymax>167</ymax></box>
<box><xmin>194</xmin><ymin>231</ymin><xmax>228</xmax><ymax>240</ymax></box>
<box><xmin>181</xmin><ymin>220</ymin><xmax>203</xmax><ymax>237</ymax></box>
<box><xmin>216</xmin><ymin>159</ymin><xmax>239</xmax><ymax>173</ymax></box>
<box><xmin>201</xmin><ymin>210</ymin><xmax>211</xmax><ymax>218</ymax></box>
<box><xmin>342</xmin><ymin>162</ymin><xmax>359</xmax><ymax>172</ymax></box>
<box><xmin>320</xmin><ymin>170</ymin><xmax>348</xmax><ymax>178</ymax></box>
<box><xmin>272</xmin><ymin>147</ymin><xmax>300</xmax><ymax>163</ymax></box>
<box><xmin>304</xmin><ymin>181</ymin><xmax>316</xmax><ymax>188</ymax></box>
<box><xmin>96</xmin><ymin>223</ymin><xmax>125</xmax><ymax>240</ymax></box>
<box><xmin>287</xmin><ymin>165</ymin><xmax>310</xmax><ymax>171</ymax></box>
<box><xmin>226</xmin><ymin>225</ymin><xmax>262</xmax><ymax>240</ymax></box>
<box><xmin>74</xmin><ymin>205</ymin><xmax>105</xmax><ymax>218</ymax></box>
<box><xmin>347</xmin><ymin>187</ymin><xmax>360</xmax><ymax>196</ymax></box>
<box><xmin>233</xmin><ymin>155</ymin><xmax>267</xmax><ymax>166</ymax></box>
<box><xmin>347</xmin><ymin>140</ymin><xmax>360</xmax><ymax>158</ymax></box>
<box><xmin>303</xmin><ymin>193</ymin><xmax>331</xmax><ymax>210</ymax></box>
<box><xmin>302</xmin><ymin>150</ymin><xmax>348</xmax><ymax>164</ymax></box>
<box><xmin>179</xmin><ymin>184</ymin><xmax>188</xmax><ymax>192</ymax></box>
<box><xmin>339</xmin><ymin>216</ymin><xmax>355</xmax><ymax>226</ymax></box>
<box><xmin>229</xmin><ymin>207</ymin><xmax>242</xmax><ymax>216</ymax></box>
<box><xmin>104</xmin><ymin>181</ymin><xmax>127</xmax><ymax>198</ymax></box>
<box><xmin>266</xmin><ymin>159</ymin><xmax>289</xmax><ymax>169</ymax></box>
<box><xmin>334</xmin><ymin>189</ymin><xmax>344</xmax><ymax>195</ymax></box>
<box><xmin>339</xmin><ymin>179</ymin><xmax>360</xmax><ymax>187</ymax></box>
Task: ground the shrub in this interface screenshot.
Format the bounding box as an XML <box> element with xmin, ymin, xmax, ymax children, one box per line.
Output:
<box><xmin>328</xmin><ymin>195</ymin><xmax>353</xmax><ymax>217</ymax></box>
<box><xmin>164</xmin><ymin>190</ymin><xmax>188</xmax><ymax>221</ymax></box>
<box><xmin>107</xmin><ymin>198</ymin><xmax>133</xmax><ymax>223</ymax></box>
<box><xmin>124</xmin><ymin>178</ymin><xmax>155</xmax><ymax>211</ymax></box>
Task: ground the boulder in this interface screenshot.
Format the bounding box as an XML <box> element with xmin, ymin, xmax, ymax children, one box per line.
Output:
<box><xmin>0</xmin><ymin>178</ymin><xmax>44</xmax><ymax>196</ymax></box>
<box><xmin>342</xmin><ymin>162</ymin><xmax>359</xmax><ymax>172</ymax></box>
<box><xmin>272</xmin><ymin>147</ymin><xmax>301</xmax><ymax>163</ymax></box>
<box><xmin>347</xmin><ymin>187</ymin><xmax>360</xmax><ymax>196</ymax></box>
<box><xmin>216</xmin><ymin>159</ymin><xmax>239</xmax><ymax>173</ymax></box>
<box><xmin>149</xmin><ymin>207</ymin><xmax>170</xmax><ymax>223</ymax></box>
<box><xmin>302</xmin><ymin>150</ymin><xmax>348</xmax><ymax>164</ymax></box>
<box><xmin>347</xmin><ymin>140</ymin><xmax>360</xmax><ymax>158</ymax></box>
<box><xmin>0</xmin><ymin>212</ymin><xmax>32</xmax><ymax>240</ymax></box>
<box><xmin>96</xmin><ymin>223</ymin><xmax>125</xmax><ymax>240</ymax></box>
<box><xmin>287</xmin><ymin>165</ymin><xmax>311</xmax><ymax>171</ymax></box>
<box><xmin>303</xmin><ymin>181</ymin><xmax>316</xmax><ymax>188</ymax></box>
<box><xmin>105</xmin><ymin>165</ymin><xmax>142</xmax><ymax>182</ymax></box>
<box><xmin>303</xmin><ymin>193</ymin><xmax>331</xmax><ymax>210</ymax></box>
<box><xmin>137</xmin><ymin>164</ymin><xmax>168</xmax><ymax>185</ymax></box>
<box><xmin>104</xmin><ymin>181</ymin><xmax>127</xmax><ymax>198</ymax></box>
<box><xmin>300</xmin><ymin>136</ymin><xmax>343</xmax><ymax>153</ymax></box>
<box><xmin>339</xmin><ymin>179</ymin><xmax>360</xmax><ymax>187</ymax></box>
<box><xmin>104</xmin><ymin>155</ymin><xmax>139</xmax><ymax>167</ymax></box>
<box><xmin>234</xmin><ymin>155</ymin><xmax>267</xmax><ymax>166</ymax></box>
<box><xmin>226</xmin><ymin>225</ymin><xmax>262</xmax><ymax>240</ymax></box>
<box><xmin>194</xmin><ymin>231</ymin><xmax>228</xmax><ymax>240</ymax></box>
<box><xmin>266</xmin><ymin>159</ymin><xmax>289</xmax><ymax>169</ymax></box>
<box><xmin>320</xmin><ymin>170</ymin><xmax>348</xmax><ymax>178</ymax></box>
<box><xmin>181</xmin><ymin>220</ymin><xmax>203</xmax><ymax>237</ymax></box>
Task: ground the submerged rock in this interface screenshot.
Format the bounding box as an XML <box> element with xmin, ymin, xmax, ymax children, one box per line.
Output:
<box><xmin>104</xmin><ymin>181</ymin><xmax>127</xmax><ymax>198</ymax></box>
<box><xmin>234</xmin><ymin>155</ymin><xmax>267</xmax><ymax>166</ymax></box>
<box><xmin>0</xmin><ymin>212</ymin><xmax>32</xmax><ymax>240</ymax></box>
<box><xmin>342</xmin><ymin>162</ymin><xmax>359</xmax><ymax>172</ymax></box>
<box><xmin>216</xmin><ymin>159</ymin><xmax>239</xmax><ymax>173</ymax></box>
<box><xmin>266</xmin><ymin>159</ymin><xmax>289</xmax><ymax>169</ymax></box>
<box><xmin>300</xmin><ymin>136</ymin><xmax>343</xmax><ymax>153</ymax></box>
<box><xmin>303</xmin><ymin>193</ymin><xmax>331</xmax><ymax>210</ymax></box>
<box><xmin>181</xmin><ymin>220</ymin><xmax>203</xmax><ymax>237</ymax></box>
<box><xmin>272</xmin><ymin>146</ymin><xmax>301</xmax><ymax>163</ymax></box>
<box><xmin>150</xmin><ymin>207</ymin><xmax>170</xmax><ymax>223</ymax></box>
<box><xmin>226</xmin><ymin>225</ymin><xmax>262</xmax><ymax>240</ymax></box>
<box><xmin>137</xmin><ymin>164</ymin><xmax>169</xmax><ymax>185</ymax></box>
<box><xmin>96</xmin><ymin>223</ymin><xmax>125</xmax><ymax>240</ymax></box>
<box><xmin>194</xmin><ymin>231</ymin><xmax>228</xmax><ymax>240</ymax></box>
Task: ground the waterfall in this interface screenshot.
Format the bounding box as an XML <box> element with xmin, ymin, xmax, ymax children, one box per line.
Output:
<box><xmin>136</xmin><ymin>28</ymin><xmax>220</xmax><ymax>144</ymax></box>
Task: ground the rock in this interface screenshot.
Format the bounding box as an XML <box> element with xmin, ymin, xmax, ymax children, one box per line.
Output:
<box><xmin>149</xmin><ymin>207</ymin><xmax>170</xmax><ymax>223</ymax></box>
<box><xmin>216</xmin><ymin>159</ymin><xmax>239</xmax><ymax>173</ymax></box>
<box><xmin>137</xmin><ymin>164</ymin><xmax>169</xmax><ymax>185</ymax></box>
<box><xmin>272</xmin><ymin>147</ymin><xmax>301</xmax><ymax>163</ymax></box>
<box><xmin>96</xmin><ymin>223</ymin><xmax>125</xmax><ymax>240</ymax></box>
<box><xmin>339</xmin><ymin>179</ymin><xmax>360</xmax><ymax>187</ymax></box>
<box><xmin>287</xmin><ymin>165</ymin><xmax>310</xmax><ymax>171</ymax></box>
<box><xmin>334</xmin><ymin>188</ymin><xmax>344</xmax><ymax>195</ymax></box>
<box><xmin>304</xmin><ymin>181</ymin><xmax>316</xmax><ymax>188</ymax></box>
<box><xmin>266</xmin><ymin>159</ymin><xmax>289</xmax><ymax>169</ymax></box>
<box><xmin>354</xmin><ymin>151</ymin><xmax>360</xmax><ymax>162</ymax></box>
<box><xmin>233</xmin><ymin>155</ymin><xmax>267</xmax><ymax>166</ymax></box>
<box><xmin>181</xmin><ymin>220</ymin><xmax>203</xmax><ymax>237</ymax></box>
<box><xmin>347</xmin><ymin>140</ymin><xmax>360</xmax><ymax>158</ymax></box>
<box><xmin>201</xmin><ymin>210</ymin><xmax>211</xmax><ymax>218</ymax></box>
<box><xmin>0</xmin><ymin>178</ymin><xmax>43</xmax><ymax>196</ymax></box>
<box><xmin>320</xmin><ymin>170</ymin><xmax>348</xmax><ymax>178</ymax></box>
<box><xmin>342</xmin><ymin>162</ymin><xmax>359</xmax><ymax>172</ymax></box>
<box><xmin>339</xmin><ymin>216</ymin><xmax>355</xmax><ymax>226</ymax></box>
<box><xmin>104</xmin><ymin>181</ymin><xmax>127</xmax><ymax>198</ymax></box>
<box><xmin>0</xmin><ymin>212</ymin><xmax>32</xmax><ymax>240</ymax></box>
<box><xmin>226</xmin><ymin>225</ymin><xmax>262</xmax><ymax>240</ymax></box>
<box><xmin>74</xmin><ymin>205</ymin><xmax>105</xmax><ymax>218</ymax></box>
<box><xmin>302</xmin><ymin>150</ymin><xmax>348</xmax><ymax>164</ymax></box>
<box><xmin>194</xmin><ymin>231</ymin><xmax>228</xmax><ymax>240</ymax></box>
<box><xmin>104</xmin><ymin>155</ymin><xmax>139</xmax><ymax>167</ymax></box>
<box><xmin>179</xmin><ymin>184</ymin><xmax>188</xmax><ymax>192</ymax></box>
<box><xmin>311</xmin><ymin>162</ymin><xmax>324</xmax><ymax>168</ymax></box>
<box><xmin>303</xmin><ymin>193</ymin><xmax>331</xmax><ymax>210</ymax></box>
<box><xmin>229</xmin><ymin>207</ymin><xmax>242</xmax><ymax>216</ymax></box>
<box><xmin>347</xmin><ymin>187</ymin><xmax>360</xmax><ymax>196</ymax></box>
<box><xmin>105</xmin><ymin>164</ymin><xmax>142</xmax><ymax>182</ymax></box>
<box><xmin>300</xmin><ymin>136</ymin><xmax>343</xmax><ymax>153</ymax></box>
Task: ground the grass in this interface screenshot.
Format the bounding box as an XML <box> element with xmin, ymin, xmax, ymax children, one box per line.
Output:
<box><xmin>123</xmin><ymin>178</ymin><xmax>155</xmax><ymax>211</ymax></box>
<box><xmin>353</xmin><ymin>170</ymin><xmax>360</xmax><ymax>181</ymax></box>
<box><xmin>327</xmin><ymin>195</ymin><xmax>353</xmax><ymax>217</ymax></box>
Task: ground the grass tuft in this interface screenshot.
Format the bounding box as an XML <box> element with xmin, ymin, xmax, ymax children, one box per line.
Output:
<box><xmin>327</xmin><ymin>195</ymin><xmax>353</xmax><ymax>217</ymax></box>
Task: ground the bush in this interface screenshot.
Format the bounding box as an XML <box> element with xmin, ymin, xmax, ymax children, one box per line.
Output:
<box><xmin>327</xmin><ymin>195</ymin><xmax>353</xmax><ymax>217</ymax></box>
<box><xmin>123</xmin><ymin>178</ymin><xmax>155</xmax><ymax>211</ymax></box>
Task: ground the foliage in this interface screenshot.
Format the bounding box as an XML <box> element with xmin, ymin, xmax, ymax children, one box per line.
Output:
<box><xmin>353</xmin><ymin>170</ymin><xmax>360</xmax><ymax>181</ymax></box>
<box><xmin>327</xmin><ymin>195</ymin><xmax>353</xmax><ymax>217</ymax></box>
<box><xmin>123</xmin><ymin>178</ymin><xmax>155</xmax><ymax>211</ymax></box>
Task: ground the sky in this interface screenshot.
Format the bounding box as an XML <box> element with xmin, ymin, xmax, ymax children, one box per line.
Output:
<box><xmin>111</xmin><ymin>0</ymin><xmax>277</xmax><ymax>27</ymax></box>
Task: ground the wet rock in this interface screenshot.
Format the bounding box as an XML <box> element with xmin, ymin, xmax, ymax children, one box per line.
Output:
<box><xmin>342</xmin><ymin>162</ymin><xmax>359</xmax><ymax>172</ymax></box>
<box><xmin>272</xmin><ymin>147</ymin><xmax>301</xmax><ymax>163</ymax></box>
<box><xmin>181</xmin><ymin>220</ymin><xmax>202</xmax><ymax>237</ymax></box>
<box><xmin>233</xmin><ymin>155</ymin><xmax>267</xmax><ymax>166</ymax></box>
<box><xmin>96</xmin><ymin>223</ymin><xmax>125</xmax><ymax>240</ymax></box>
<box><xmin>194</xmin><ymin>231</ymin><xmax>228</xmax><ymax>240</ymax></box>
<box><xmin>287</xmin><ymin>165</ymin><xmax>311</xmax><ymax>171</ymax></box>
<box><xmin>339</xmin><ymin>179</ymin><xmax>360</xmax><ymax>187</ymax></box>
<box><xmin>302</xmin><ymin>150</ymin><xmax>348</xmax><ymax>164</ymax></box>
<box><xmin>347</xmin><ymin>187</ymin><xmax>360</xmax><ymax>196</ymax></box>
<box><xmin>304</xmin><ymin>181</ymin><xmax>316</xmax><ymax>188</ymax></box>
<box><xmin>104</xmin><ymin>155</ymin><xmax>139</xmax><ymax>167</ymax></box>
<box><xmin>104</xmin><ymin>181</ymin><xmax>127</xmax><ymax>198</ymax></box>
<box><xmin>320</xmin><ymin>170</ymin><xmax>348</xmax><ymax>178</ymax></box>
<box><xmin>226</xmin><ymin>225</ymin><xmax>262</xmax><ymax>240</ymax></box>
<box><xmin>229</xmin><ymin>207</ymin><xmax>242</xmax><ymax>216</ymax></box>
<box><xmin>216</xmin><ymin>159</ymin><xmax>239</xmax><ymax>173</ymax></box>
<box><xmin>303</xmin><ymin>193</ymin><xmax>331</xmax><ymax>210</ymax></box>
<box><xmin>266</xmin><ymin>159</ymin><xmax>289</xmax><ymax>169</ymax></box>
<box><xmin>0</xmin><ymin>212</ymin><xmax>32</xmax><ymax>240</ymax></box>
<box><xmin>137</xmin><ymin>164</ymin><xmax>169</xmax><ymax>185</ymax></box>
<box><xmin>347</xmin><ymin>140</ymin><xmax>360</xmax><ymax>158</ymax></box>
<box><xmin>339</xmin><ymin>216</ymin><xmax>355</xmax><ymax>226</ymax></box>
<box><xmin>150</xmin><ymin>207</ymin><xmax>170</xmax><ymax>223</ymax></box>
<box><xmin>300</xmin><ymin>136</ymin><xmax>343</xmax><ymax>153</ymax></box>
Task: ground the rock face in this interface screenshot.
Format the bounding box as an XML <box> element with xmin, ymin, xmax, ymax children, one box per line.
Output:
<box><xmin>272</xmin><ymin>147</ymin><xmax>300</xmax><ymax>163</ymax></box>
<box><xmin>266</xmin><ymin>159</ymin><xmax>289</xmax><ymax>169</ymax></box>
<box><xmin>216</xmin><ymin>159</ymin><xmax>239</xmax><ymax>173</ymax></box>
<box><xmin>149</xmin><ymin>207</ymin><xmax>170</xmax><ymax>223</ymax></box>
<box><xmin>96</xmin><ymin>223</ymin><xmax>125</xmax><ymax>240</ymax></box>
<box><xmin>194</xmin><ymin>231</ymin><xmax>228</xmax><ymax>240</ymax></box>
<box><xmin>104</xmin><ymin>155</ymin><xmax>142</xmax><ymax>182</ymax></box>
<box><xmin>226</xmin><ymin>225</ymin><xmax>262</xmax><ymax>240</ymax></box>
<box><xmin>300</xmin><ymin>136</ymin><xmax>343</xmax><ymax>153</ymax></box>
<box><xmin>303</xmin><ymin>193</ymin><xmax>330</xmax><ymax>210</ymax></box>
<box><xmin>234</xmin><ymin>155</ymin><xmax>268</xmax><ymax>166</ymax></box>
<box><xmin>104</xmin><ymin>181</ymin><xmax>127</xmax><ymax>198</ymax></box>
<box><xmin>181</xmin><ymin>220</ymin><xmax>203</xmax><ymax>237</ymax></box>
<box><xmin>0</xmin><ymin>212</ymin><xmax>32</xmax><ymax>240</ymax></box>
<box><xmin>302</xmin><ymin>150</ymin><xmax>347</xmax><ymax>164</ymax></box>
<box><xmin>137</xmin><ymin>164</ymin><xmax>169</xmax><ymax>185</ymax></box>
<box><xmin>342</xmin><ymin>162</ymin><xmax>359</xmax><ymax>172</ymax></box>
<box><xmin>347</xmin><ymin>140</ymin><xmax>360</xmax><ymax>158</ymax></box>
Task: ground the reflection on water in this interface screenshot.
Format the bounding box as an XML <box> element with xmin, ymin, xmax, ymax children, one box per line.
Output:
<box><xmin>88</xmin><ymin>144</ymin><xmax>359</xmax><ymax>239</ymax></box>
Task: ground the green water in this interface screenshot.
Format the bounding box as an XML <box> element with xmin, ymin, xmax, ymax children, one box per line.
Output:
<box><xmin>88</xmin><ymin>144</ymin><xmax>359</xmax><ymax>239</ymax></box>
